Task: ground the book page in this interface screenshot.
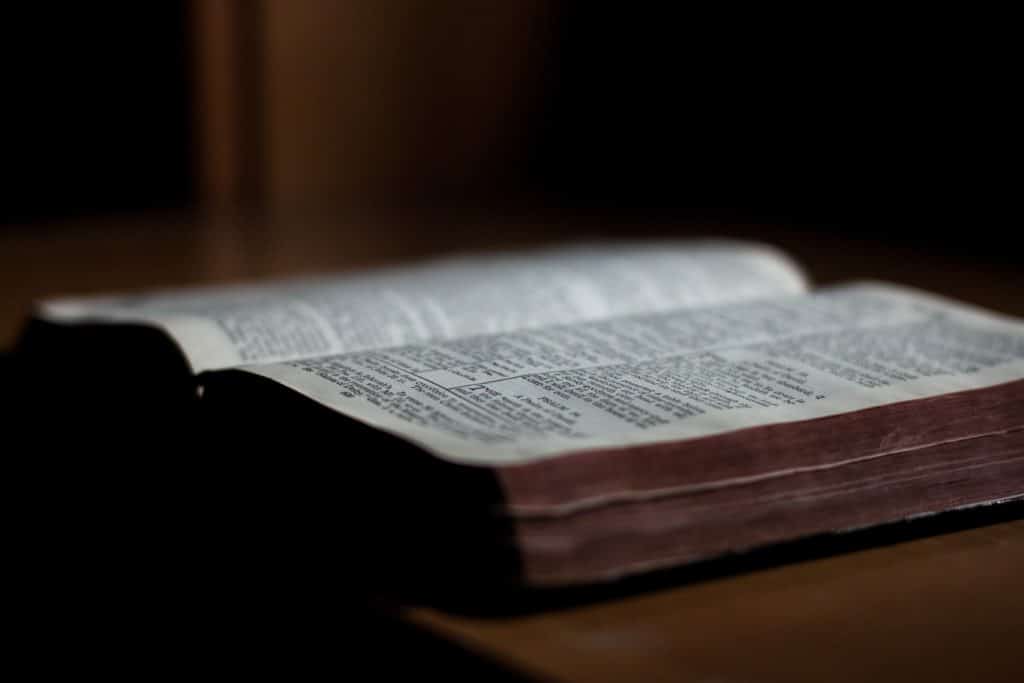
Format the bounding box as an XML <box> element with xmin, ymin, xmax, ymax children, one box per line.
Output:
<box><xmin>38</xmin><ymin>240</ymin><xmax>806</xmax><ymax>372</ymax></box>
<box><xmin>243</xmin><ymin>283</ymin><xmax>1024</xmax><ymax>466</ymax></box>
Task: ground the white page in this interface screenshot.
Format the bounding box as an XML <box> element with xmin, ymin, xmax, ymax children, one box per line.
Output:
<box><xmin>243</xmin><ymin>283</ymin><xmax>1024</xmax><ymax>466</ymax></box>
<box><xmin>38</xmin><ymin>240</ymin><xmax>807</xmax><ymax>372</ymax></box>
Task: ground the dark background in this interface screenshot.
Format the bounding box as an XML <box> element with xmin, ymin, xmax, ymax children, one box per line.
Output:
<box><xmin>2</xmin><ymin>3</ymin><xmax>1018</xmax><ymax>248</ymax></box>
<box><xmin>4</xmin><ymin>4</ymin><xmax>193</xmax><ymax>223</ymax></box>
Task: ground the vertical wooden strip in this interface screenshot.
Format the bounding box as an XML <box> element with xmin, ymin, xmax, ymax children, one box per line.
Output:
<box><xmin>191</xmin><ymin>0</ymin><xmax>265</xmax><ymax>211</ymax></box>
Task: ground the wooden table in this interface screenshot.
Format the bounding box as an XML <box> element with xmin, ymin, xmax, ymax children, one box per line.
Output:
<box><xmin>3</xmin><ymin>212</ymin><xmax>1021</xmax><ymax>681</ymax></box>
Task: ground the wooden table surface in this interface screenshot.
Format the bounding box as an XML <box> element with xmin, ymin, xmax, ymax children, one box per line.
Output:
<box><xmin>3</xmin><ymin>212</ymin><xmax>1021</xmax><ymax>681</ymax></box>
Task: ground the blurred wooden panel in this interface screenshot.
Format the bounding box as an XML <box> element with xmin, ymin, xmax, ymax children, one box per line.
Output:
<box><xmin>192</xmin><ymin>0</ymin><xmax>261</xmax><ymax>208</ymax></box>
<box><xmin>193</xmin><ymin>1</ymin><xmax>552</xmax><ymax>213</ymax></box>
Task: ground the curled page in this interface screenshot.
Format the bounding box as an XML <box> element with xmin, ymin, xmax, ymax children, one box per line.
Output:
<box><xmin>38</xmin><ymin>240</ymin><xmax>807</xmax><ymax>372</ymax></box>
<box><xmin>243</xmin><ymin>283</ymin><xmax>1024</xmax><ymax>466</ymax></box>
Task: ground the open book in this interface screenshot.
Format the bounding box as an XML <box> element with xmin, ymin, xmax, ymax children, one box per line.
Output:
<box><xmin>21</xmin><ymin>241</ymin><xmax>1024</xmax><ymax>588</ymax></box>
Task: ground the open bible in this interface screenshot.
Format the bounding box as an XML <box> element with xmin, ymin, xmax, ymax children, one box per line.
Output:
<box><xmin>21</xmin><ymin>241</ymin><xmax>1024</xmax><ymax>588</ymax></box>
